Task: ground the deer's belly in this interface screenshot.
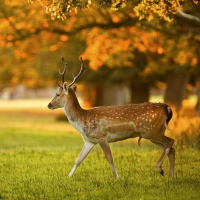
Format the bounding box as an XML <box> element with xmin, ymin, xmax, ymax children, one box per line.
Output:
<box><xmin>107</xmin><ymin>131</ymin><xmax>138</xmax><ymax>142</ymax></box>
<box><xmin>82</xmin><ymin>119</ymin><xmax>140</xmax><ymax>143</ymax></box>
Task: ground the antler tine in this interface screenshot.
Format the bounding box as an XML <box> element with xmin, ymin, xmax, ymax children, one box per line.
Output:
<box><xmin>56</xmin><ymin>80</ymin><xmax>62</xmax><ymax>88</ymax></box>
<box><xmin>58</xmin><ymin>56</ymin><xmax>68</xmax><ymax>84</ymax></box>
<box><xmin>68</xmin><ymin>57</ymin><xmax>86</xmax><ymax>87</ymax></box>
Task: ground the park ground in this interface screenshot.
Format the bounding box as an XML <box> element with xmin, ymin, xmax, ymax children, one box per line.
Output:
<box><xmin>0</xmin><ymin>97</ymin><xmax>200</xmax><ymax>200</ymax></box>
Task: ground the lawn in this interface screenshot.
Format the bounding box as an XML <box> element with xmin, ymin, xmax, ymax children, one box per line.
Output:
<box><xmin>0</xmin><ymin>99</ymin><xmax>200</xmax><ymax>200</ymax></box>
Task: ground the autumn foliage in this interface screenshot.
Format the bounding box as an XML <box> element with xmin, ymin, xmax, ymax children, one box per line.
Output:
<box><xmin>0</xmin><ymin>0</ymin><xmax>200</xmax><ymax>111</ymax></box>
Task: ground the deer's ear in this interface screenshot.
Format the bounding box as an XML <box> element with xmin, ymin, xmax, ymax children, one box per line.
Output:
<box><xmin>71</xmin><ymin>85</ymin><xmax>77</xmax><ymax>92</ymax></box>
<box><xmin>63</xmin><ymin>82</ymin><xmax>69</xmax><ymax>94</ymax></box>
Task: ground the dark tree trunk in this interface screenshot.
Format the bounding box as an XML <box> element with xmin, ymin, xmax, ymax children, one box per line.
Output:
<box><xmin>92</xmin><ymin>86</ymin><xmax>104</xmax><ymax>107</ymax></box>
<box><xmin>164</xmin><ymin>69</ymin><xmax>189</xmax><ymax>112</ymax></box>
<box><xmin>195</xmin><ymin>42</ymin><xmax>200</xmax><ymax>115</ymax></box>
<box><xmin>130</xmin><ymin>83</ymin><xmax>150</xmax><ymax>104</ymax></box>
<box><xmin>91</xmin><ymin>85</ymin><xmax>129</xmax><ymax>106</ymax></box>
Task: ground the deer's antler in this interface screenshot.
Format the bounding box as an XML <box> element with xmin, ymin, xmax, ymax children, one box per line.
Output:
<box><xmin>59</xmin><ymin>56</ymin><xmax>67</xmax><ymax>84</ymax></box>
<box><xmin>56</xmin><ymin>57</ymin><xmax>85</xmax><ymax>88</ymax></box>
<box><xmin>56</xmin><ymin>57</ymin><xmax>68</xmax><ymax>88</ymax></box>
<box><xmin>68</xmin><ymin>57</ymin><xmax>86</xmax><ymax>87</ymax></box>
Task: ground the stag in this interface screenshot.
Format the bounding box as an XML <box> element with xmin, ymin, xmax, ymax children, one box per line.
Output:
<box><xmin>48</xmin><ymin>57</ymin><xmax>175</xmax><ymax>179</ymax></box>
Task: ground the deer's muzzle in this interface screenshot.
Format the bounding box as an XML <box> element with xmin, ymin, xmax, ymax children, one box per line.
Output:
<box><xmin>47</xmin><ymin>103</ymin><xmax>55</xmax><ymax>110</ymax></box>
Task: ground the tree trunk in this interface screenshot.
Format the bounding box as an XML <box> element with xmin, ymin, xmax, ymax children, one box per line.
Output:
<box><xmin>90</xmin><ymin>85</ymin><xmax>130</xmax><ymax>106</ymax></box>
<box><xmin>92</xmin><ymin>86</ymin><xmax>104</xmax><ymax>107</ymax></box>
<box><xmin>130</xmin><ymin>83</ymin><xmax>150</xmax><ymax>104</ymax></box>
<box><xmin>195</xmin><ymin>42</ymin><xmax>200</xmax><ymax>115</ymax></box>
<box><xmin>164</xmin><ymin>69</ymin><xmax>189</xmax><ymax>112</ymax></box>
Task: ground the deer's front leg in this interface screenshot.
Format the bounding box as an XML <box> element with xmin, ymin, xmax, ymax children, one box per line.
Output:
<box><xmin>98</xmin><ymin>139</ymin><xmax>119</xmax><ymax>179</ymax></box>
<box><xmin>68</xmin><ymin>141</ymin><xmax>96</xmax><ymax>177</ymax></box>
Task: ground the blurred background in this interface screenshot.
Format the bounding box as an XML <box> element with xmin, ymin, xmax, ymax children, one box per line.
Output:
<box><xmin>0</xmin><ymin>1</ymin><xmax>200</xmax><ymax>149</ymax></box>
<box><xmin>0</xmin><ymin>1</ymin><xmax>200</xmax><ymax>110</ymax></box>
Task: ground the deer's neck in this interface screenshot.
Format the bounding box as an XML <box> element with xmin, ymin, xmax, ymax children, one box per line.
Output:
<box><xmin>63</xmin><ymin>92</ymin><xmax>85</xmax><ymax>129</ymax></box>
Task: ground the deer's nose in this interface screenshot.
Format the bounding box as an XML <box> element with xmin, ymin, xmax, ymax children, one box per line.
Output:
<box><xmin>47</xmin><ymin>103</ymin><xmax>54</xmax><ymax>110</ymax></box>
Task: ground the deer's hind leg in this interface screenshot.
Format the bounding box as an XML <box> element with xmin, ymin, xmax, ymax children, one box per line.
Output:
<box><xmin>167</xmin><ymin>147</ymin><xmax>175</xmax><ymax>177</ymax></box>
<box><xmin>151</xmin><ymin>135</ymin><xmax>175</xmax><ymax>177</ymax></box>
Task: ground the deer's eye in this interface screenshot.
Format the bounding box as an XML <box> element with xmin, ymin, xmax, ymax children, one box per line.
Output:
<box><xmin>56</xmin><ymin>93</ymin><xmax>60</xmax><ymax>97</ymax></box>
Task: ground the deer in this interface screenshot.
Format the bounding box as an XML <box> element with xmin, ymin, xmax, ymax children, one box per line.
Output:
<box><xmin>48</xmin><ymin>57</ymin><xmax>175</xmax><ymax>179</ymax></box>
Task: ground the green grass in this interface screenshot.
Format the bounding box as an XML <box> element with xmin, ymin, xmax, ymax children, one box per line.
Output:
<box><xmin>0</xmin><ymin>110</ymin><xmax>200</xmax><ymax>200</ymax></box>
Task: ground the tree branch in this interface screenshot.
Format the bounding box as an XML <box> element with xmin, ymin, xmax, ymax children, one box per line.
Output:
<box><xmin>177</xmin><ymin>9</ymin><xmax>200</xmax><ymax>24</ymax></box>
<box><xmin>5</xmin><ymin>16</ymin><xmax>137</xmax><ymax>43</ymax></box>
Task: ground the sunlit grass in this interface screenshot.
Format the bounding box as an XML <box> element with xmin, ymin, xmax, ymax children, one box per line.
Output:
<box><xmin>0</xmin><ymin>98</ymin><xmax>200</xmax><ymax>199</ymax></box>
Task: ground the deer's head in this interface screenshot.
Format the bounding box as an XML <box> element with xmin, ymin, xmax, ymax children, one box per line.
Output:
<box><xmin>48</xmin><ymin>57</ymin><xmax>85</xmax><ymax>110</ymax></box>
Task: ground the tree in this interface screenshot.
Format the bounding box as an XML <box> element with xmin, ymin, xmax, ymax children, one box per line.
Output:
<box><xmin>1</xmin><ymin>0</ymin><xmax>199</xmax><ymax>111</ymax></box>
<box><xmin>79</xmin><ymin>5</ymin><xmax>199</xmax><ymax>106</ymax></box>
<box><xmin>28</xmin><ymin>0</ymin><xmax>199</xmax><ymax>22</ymax></box>
<box><xmin>0</xmin><ymin>0</ymin><xmax>87</xmax><ymax>89</ymax></box>
<box><xmin>164</xmin><ymin>1</ymin><xmax>200</xmax><ymax>112</ymax></box>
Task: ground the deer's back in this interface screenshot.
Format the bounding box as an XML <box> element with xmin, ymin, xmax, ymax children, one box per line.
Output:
<box><xmin>81</xmin><ymin>102</ymin><xmax>170</xmax><ymax>143</ymax></box>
